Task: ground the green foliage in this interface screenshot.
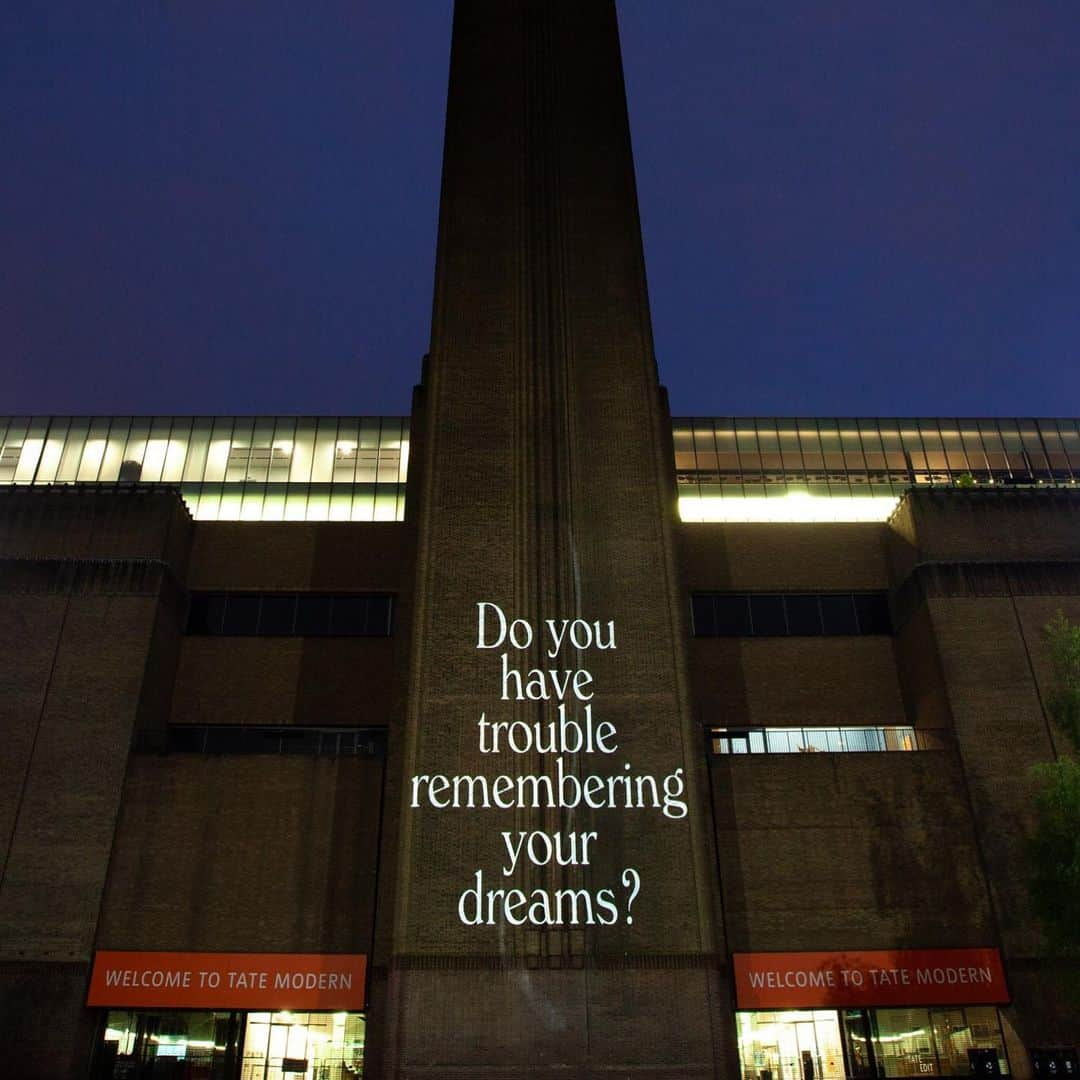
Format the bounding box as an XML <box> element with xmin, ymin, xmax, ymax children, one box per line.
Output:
<box><xmin>1029</xmin><ymin>758</ymin><xmax>1080</xmax><ymax>953</ymax></box>
<box><xmin>955</xmin><ymin>472</ymin><xmax>976</xmax><ymax>488</ymax></box>
<box><xmin>1028</xmin><ymin>613</ymin><xmax>1080</xmax><ymax>966</ymax></box>
<box><xmin>1045</xmin><ymin>611</ymin><xmax>1080</xmax><ymax>750</ymax></box>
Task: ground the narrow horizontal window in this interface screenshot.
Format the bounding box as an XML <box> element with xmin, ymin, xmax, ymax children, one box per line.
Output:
<box><xmin>819</xmin><ymin>593</ymin><xmax>858</xmax><ymax>635</ymax></box>
<box><xmin>709</xmin><ymin>726</ymin><xmax>948</xmax><ymax>755</ymax></box>
<box><xmin>691</xmin><ymin>591</ymin><xmax>891</xmax><ymax>636</ymax></box>
<box><xmin>853</xmin><ymin>592</ymin><xmax>891</xmax><ymax>634</ymax></box>
<box><xmin>163</xmin><ymin>725</ymin><xmax>386</xmax><ymax>757</ymax></box>
<box><xmin>783</xmin><ymin>594</ymin><xmax>822</xmax><ymax>635</ymax></box>
<box><xmin>186</xmin><ymin>592</ymin><xmax>393</xmax><ymax>637</ymax></box>
<box><xmin>749</xmin><ymin>595</ymin><xmax>786</xmax><ymax>636</ymax></box>
<box><xmin>691</xmin><ymin>594</ymin><xmax>718</xmax><ymax>637</ymax></box>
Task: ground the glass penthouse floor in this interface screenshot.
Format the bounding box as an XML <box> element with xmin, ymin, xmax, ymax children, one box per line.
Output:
<box><xmin>3</xmin><ymin>416</ymin><xmax>1077</xmax><ymax>523</ymax></box>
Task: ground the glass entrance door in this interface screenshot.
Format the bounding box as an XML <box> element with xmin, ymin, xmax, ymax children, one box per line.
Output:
<box><xmin>840</xmin><ymin>1008</ymin><xmax>877</xmax><ymax>1079</ymax></box>
<box><xmin>736</xmin><ymin>1010</ymin><xmax>845</xmax><ymax>1080</ymax></box>
<box><xmin>796</xmin><ymin>1019</ymin><xmax>824</xmax><ymax>1080</ymax></box>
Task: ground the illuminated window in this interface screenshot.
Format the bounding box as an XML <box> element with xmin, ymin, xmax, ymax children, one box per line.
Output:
<box><xmin>0</xmin><ymin>445</ymin><xmax>21</xmax><ymax>480</ymax></box>
<box><xmin>0</xmin><ymin>415</ymin><xmax>410</xmax><ymax>522</ymax></box>
<box><xmin>672</xmin><ymin>418</ymin><xmax>1080</xmax><ymax>520</ymax></box>
<box><xmin>243</xmin><ymin>1011</ymin><xmax>365</xmax><ymax>1078</ymax></box>
<box><xmin>94</xmin><ymin>1010</ymin><xmax>367</xmax><ymax>1077</ymax></box>
<box><xmin>736</xmin><ymin>1009</ymin><xmax>846</xmax><ymax>1080</ymax></box>
<box><xmin>709</xmin><ymin>726</ymin><xmax>948</xmax><ymax>755</ymax></box>
<box><xmin>735</xmin><ymin>1008</ymin><xmax>1009</xmax><ymax>1080</ymax></box>
<box><xmin>872</xmin><ymin>1006</ymin><xmax>1009</xmax><ymax>1077</ymax></box>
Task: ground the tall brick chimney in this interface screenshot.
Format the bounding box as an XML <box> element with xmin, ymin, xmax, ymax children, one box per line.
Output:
<box><xmin>369</xmin><ymin>3</ymin><xmax>734</xmax><ymax>1074</ymax></box>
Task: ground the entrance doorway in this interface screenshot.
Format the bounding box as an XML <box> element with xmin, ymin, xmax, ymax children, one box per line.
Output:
<box><xmin>737</xmin><ymin>1010</ymin><xmax>846</xmax><ymax>1080</ymax></box>
<box><xmin>93</xmin><ymin>1010</ymin><xmax>365</xmax><ymax>1079</ymax></box>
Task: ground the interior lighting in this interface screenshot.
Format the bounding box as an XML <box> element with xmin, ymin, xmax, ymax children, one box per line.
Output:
<box><xmin>206</xmin><ymin>439</ymin><xmax>231</xmax><ymax>477</ymax></box>
<box><xmin>679</xmin><ymin>492</ymin><xmax>900</xmax><ymax>523</ymax></box>
<box><xmin>13</xmin><ymin>438</ymin><xmax>44</xmax><ymax>481</ymax></box>
<box><xmin>81</xmin><ymin>440</ymin><xmax>107</xmax><ymax>471</ymax></box>
<box><xmin>143</xmin><ymin>439</ymin><xmax>169</xmax><ymax>473</ymax></box>
<box><xmin>874</xmin><ymin>1029</ymin><xmax>927</xmax><ymax>1043</ymax></box>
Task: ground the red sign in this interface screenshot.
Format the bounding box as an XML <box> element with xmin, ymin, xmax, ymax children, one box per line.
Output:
<box><xmin>87</xmin><ymin>951</ymin><xmax>366</xmax><ymax>1010</ymax></box>
<box><xmin>733</xmin><ymin>948</ymin><xmax>1008</xmax><ymax>1009</ymax></box>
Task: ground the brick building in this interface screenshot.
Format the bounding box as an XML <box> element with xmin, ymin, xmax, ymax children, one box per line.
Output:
<box><xmin>2</xmin><ymin>2</ymin><xmax>1079</xmax><ymax>1078</ymax></box>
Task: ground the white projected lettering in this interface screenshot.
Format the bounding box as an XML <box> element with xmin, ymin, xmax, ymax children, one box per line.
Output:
<box><xmin>408</xmin><ymin>601</ymin><xmax>686</xmax><ymax>928</ymax></box>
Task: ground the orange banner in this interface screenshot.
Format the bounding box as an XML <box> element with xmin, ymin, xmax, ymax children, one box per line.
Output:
<box><xmin>87</xmin><ymin>951</ymin><xmax>366</xmax><ymax>1010</ymax></box>
<box><xmin>733</xmin><ymin>948</ymin><xmax>1008</xmax><ymax>1009</ymax></box>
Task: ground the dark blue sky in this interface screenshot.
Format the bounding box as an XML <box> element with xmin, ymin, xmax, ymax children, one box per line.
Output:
<box><xmin>4</xmin><ymin>2</ymin><xmax>1079</xmax><ymax>417</ymax></box>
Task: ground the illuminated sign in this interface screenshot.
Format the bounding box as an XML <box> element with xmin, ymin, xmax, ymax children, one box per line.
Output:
<box><xmin>87</xmin><ymin>951</ymin><xmax>366</xmax><ymax>1010</ymax></box>
<box><xmin>733</xmin><ymin>948</ymin><xmax>1008</xmax><ymax>1009</ymax></box>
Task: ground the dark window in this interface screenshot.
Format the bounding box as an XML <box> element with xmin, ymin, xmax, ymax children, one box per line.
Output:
<box><xmin>749</xmin><ymin>595</ymin><xmax>787</xmax><ymax>636</ymax></box>
<box><xmin>186</xmin><ymin>592</ymin><xmax>392</xmax><ymax>637</ymax></box>
<box><xmin>222</xmin><ymin>595</ymin><xmax>260</xmax><ymax>635</ymax></box>
<box><xmin>203</xmin><ymin>727</ymin><xmax>258</xmax><ymax>753</ymax></box>
<box><xmin>715</xmin><ymin>595</ymin><xmax>753</xmax><ymax>635</ymax></box>
<box><xmin>278</xmin><ymin>728</ymin><xmax>321</xmax><ymax>754</ymax></box>
<box><xmin>259</xmin><ymin>595</ymin><xmax>297</xmax><ymax>635</ymax></box>
<box><xmin>163</xmin><ymin>725</ymin><xmax>386</xmax><ymax>758</ymax></box>
<box><xmin>331</xmin><ymin>596</ymin><xmax>372</xmax><ymax>635</ymax></box>
<box><xmin>168</xmin><ymin>727</ymin><xmax>206</xmax><ymax>752</ymax></box>
<box><xmin>691</xmin><ymin>591</ymin><xmax>890</xmax><ymax>637</ymax></box>
<box><xmin>854</xmin><ymin>593</ymin><xmax>891</xmax><ymax>635</ymax></box>
<box><xmin>186</xmin><ymin>593</ymin><xmax>226</xmax><ymax>635</ymax></box>
<box><xmin>295</xmin><ymin>595</ymin><xmax>333</xmax><ymax>636</ymax></box>
<box><xmin>691</xmin><ymin>594</ymin><xmax>717</xmax><ymax>636</ymax></box>
<box><xmin>784</xmin><ymin>594</ymin><xmax>822</xmax><ymax>636</ymax></box>
<box><xmin>364</xmin><ymin>594</ymin><xmax>393</xmax><ymax>635</ymax></box>
<box><xmin>819</xmin><ymin>594</ymin><xmax>859</xmax><ymax>635</ymax></box>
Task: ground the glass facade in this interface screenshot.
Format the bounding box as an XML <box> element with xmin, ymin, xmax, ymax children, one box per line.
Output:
<box><xmin>241</xmin><ymin>1011</ymin><xmax>365</xmax><ymax>1079</ymax></box>
<box><xmin>0</xmin><ymin>416</ymin><xmax>408</xmax><ymax>522</ymax></box>
<box><xmin>95</xmin><ymin>1009</ymin><xmax>365</xmax><ymax>1078</ymax></box>
<box><xmin>737</xmin><ymin>1009</ymin><xmax>847</xmax><ymax>1080</ymax></box>
<box><xmin>736</xmin><ymin>1007</ymin><xmax>1009</xmax><ymax>1080</ymax></box>
<box><xmin>675</xmin><ymin>418</ymin><xmax>1080</xmax><ymax>522</ymax></box>
<box><xmin>99</xmin><ymin>1009</ymin><xmax>241</xmax><ymax>1077</ymax></box>
<box><xmin>5</xmin><ymin>415</ymin><xmax>1077</xmax><ymax>524</ymax></box>
<box><xmin>869</xmin><ymin>1007</ymin><xmax>1008</xmax><ymax>1078</ymax></box>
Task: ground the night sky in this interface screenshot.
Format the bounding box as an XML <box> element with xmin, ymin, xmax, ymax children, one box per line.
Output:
<box><xmin>4</xmin><ymin>3</ymin><xmax>1079</xmax><ymax>418</ymax></box>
